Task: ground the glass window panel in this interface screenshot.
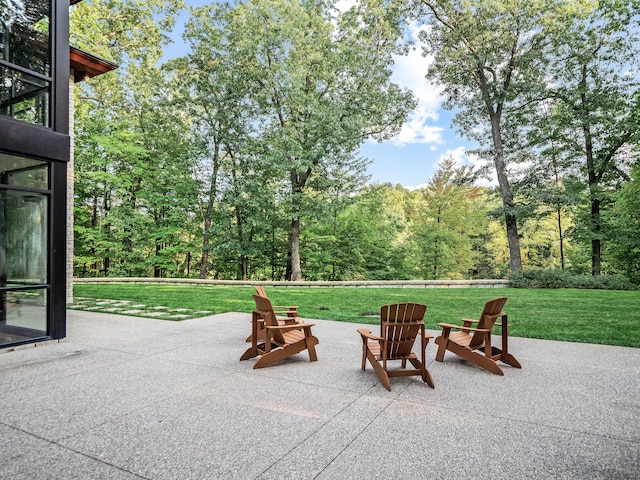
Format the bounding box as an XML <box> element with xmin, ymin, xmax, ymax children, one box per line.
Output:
<box><xmin>0</xmin><ymin>153</ymin><xmax>49</xmax><ymax>189</ymax></box>
<box><xmin>0</xmin><ymin>65</ymin><xmax>50</xmax><ymax>127</ymax></box>
<box><xmin>0</xmin><ymin>189</ymin><xmax>48</xmax><ymax>286</ymax></box>
<box><xmin>0</xmin><ymin>289</ymin><xmax>47</xmax><ymax>345</ymax></box>
<box><xmin>0</xmin><ymin>0</ymin><xmax>50</xmax><ymax>76</ymax></box>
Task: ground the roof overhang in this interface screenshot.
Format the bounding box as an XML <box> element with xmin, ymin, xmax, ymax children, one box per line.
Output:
<box><xmin>69</xmin><ymin>47</ymin><xmax>118</xmax><ymax>83</ymax></box>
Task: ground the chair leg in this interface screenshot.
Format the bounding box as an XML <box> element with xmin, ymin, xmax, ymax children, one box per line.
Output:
<box><xmin>446</xmin><ymin>343</ymin><xmax>504</xmax><ymax>375</ymax></box>
<box><xmin>366</xmin><ymin>349</ymin><xmax>391</xmax><ymax>391</ymax></box>
<box><xmin>490</xmin><ymin>347</ymin><xmax>522</xmax><ymax>369</ymax></box>
<box><xmin>306</xmin><ymin>336</ymin><xmax>318</xmax><ymax>362</ymax></box>
<box><xmin>408</xmin><ymin>358</ymin><xmax>435</xmax><ymax>389</ymax></box>
<box><xmin>472</xmin><ymin>354</ymin><xmax>504</xmax><ymax>375</ymax></box>
<box><xmin>240</xmin><ymin>346</ymin><xmax>257</xmax><ymax>361</ymax></box>
<box><xmin>435</xmin><ymin>336</ymin><xmax>448</xmax><ymax>362</ymax></box>
<box><xmin>423</xmin><ymin>367</ymin><xmax>435</xmax><ymax>389</ymax></box>
<box><xmin>504</xmin><ymin>353</ymin><xmax>521</xmax><ymax>369</ymax></box>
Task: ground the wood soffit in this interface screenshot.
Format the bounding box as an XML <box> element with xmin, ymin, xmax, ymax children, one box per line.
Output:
<box><xmin>69</xmin><ymin>47</ymin><xmax>118</xmax><ymax>83</ymax></box>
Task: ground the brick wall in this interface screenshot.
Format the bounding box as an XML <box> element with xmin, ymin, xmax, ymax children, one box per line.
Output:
<box><xmin>66</xmin><ymin>72</ymin><xmax>75</xmax><ymax>304</ymax></box>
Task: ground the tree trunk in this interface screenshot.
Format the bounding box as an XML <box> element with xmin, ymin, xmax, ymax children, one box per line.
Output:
<box><xmin>200</xmin><ymin>228</ymin><xmax>211</xmax><ymax>279</ymax></box>
<box><xmin>581</xmin><ymin>71</ymin><xmax>601</xmax><ymax>276</ymax></box>
<box><xmin>90</xmin><ymin>194</ymin><xmax>98</xmax><ymax>273</ymax></box>
<box><xmin>590</xmin><ymin>197</ymin><xmax>602</xmax><ymax>276</ymax></box>
<box><xmin>239</xmin><ymin>256</ymin><xmax>248</xmax><ymax>281</ymax></box>
<box><xmin>289</xmin><ymin>216</ymin><xmax>302</xmax><ymax>281</ymax></box>
<box><xmin>200</xmin><ymin>145</ymin><xmax>220</xmax><ymax>279</ymax></box>
<box><xmin>557</xmin><ymin>205</ymin><xmax>565</xmax><ymax>270</ymax></box>
<box><xmin>231</xmin><ymin>157</ymin><xmax>248</xmax><ymax>281</ymax></box>
<box><xmin>154</xmin><ymin>241</ymin><xmax>163</xmax><ymax>278</ymax></box>
<box><xmin>489</xmin><ymin>114</ymin><xmax>523</xmax><ymax>272</ymax></box>
<box><xmin>288</xmin><ymin>167</ymin><xmax>311</xmax><ymax>281</ymax></box>
<box><xmin>102</xmin><ymin>189</ymin><xmax>111</xmax><ymax>276</ymax></box>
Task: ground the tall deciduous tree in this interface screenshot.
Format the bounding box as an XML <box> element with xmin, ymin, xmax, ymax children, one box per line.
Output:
<box><xmin>415</xmin><ymin>0</ymin><xmax>565</xmax><ymax>272</ymax></box>
<box><xmin>219</xmin><ymin>0</ymin><xmax>415</xmax><ymax>280</ymax></box>
<box><xmin>530</xmin><ymin>0</ymin><xmax>640</xmax><ymax>275</ymax></box>
<box><xmin>172</xmin><ymin>2</ymin><xmax>258</xmax><ymax>279</ymax></box>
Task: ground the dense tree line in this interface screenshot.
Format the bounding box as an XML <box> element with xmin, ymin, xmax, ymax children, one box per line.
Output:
<box><xmin>70</xmin><ymin>0</ymin><xmax>640</xmax><ymax>283</ymax></box>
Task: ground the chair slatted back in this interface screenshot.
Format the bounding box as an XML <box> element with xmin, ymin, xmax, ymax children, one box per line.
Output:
<box><xmin>380</xmin><ymin>303</ymin><xmax>427</xmax><ymax>359</ymax></box>
<box><xmin>469</xmin><ymin>297</ymin><xmax>508</xmax><ymax>348</ymax></box>
<box><xmin>252</xmin><ymin>294</ymin><xmax>286</xmax><ymax>344</ymax></box>
<box><xmin>254</xmin><ymin>285</ymin><xmax>267</xmax><ymax>298</ymax></box>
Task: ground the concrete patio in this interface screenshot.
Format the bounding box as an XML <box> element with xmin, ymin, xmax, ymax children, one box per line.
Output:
<box><xmin>1</xmin><ymin>310</ymin><xmax>638</xmax><ymax>479</ymax></box>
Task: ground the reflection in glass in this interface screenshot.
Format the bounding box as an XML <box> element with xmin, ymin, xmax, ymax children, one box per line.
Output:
<box><xmin>0</xmin><ymin>65</ymin><xmax>50</xmax><ymax>126</ymax></box>
<box><xmin>0</xmin><ymin>190</ymin><xmax>48</xmax><ymax>286</ymax></box>
<box><xmin>0</xmin><ymin>0</ymin><xmax>50</xmax><ymax>76</ymax></box>
<box><xmin>0</xmin><ymin>153</ymin><xmax>49</xmax><ymax>189</ymax></box>
<box><xmin>0</xmin><ymin>289</ymin><xmax>47</xmax><ymax>345</ymax></box>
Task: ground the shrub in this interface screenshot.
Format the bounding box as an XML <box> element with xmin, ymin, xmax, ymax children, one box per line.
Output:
<box><xmin>509</xmin><ymin>269</ymin><xmax>636</xmax><ymax>290</ymax></box>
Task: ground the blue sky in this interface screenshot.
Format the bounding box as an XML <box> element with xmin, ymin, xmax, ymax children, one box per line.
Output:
<box><xmin>162</xmin><ymin>1</ymin><xmax>482</xmax><ymax>189</ymax></box>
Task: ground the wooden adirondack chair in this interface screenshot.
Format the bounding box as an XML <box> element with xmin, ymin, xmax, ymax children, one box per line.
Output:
<box><xmin>240</xmin><ymin>294</ymin><xmax>319</xmax><ymax>369</ymax></box>
<box><xmin>246</xmin><ymin>286</ymin><xmax>299</xmax><ymax>343</ymax></box>
<box><xmin>357</xmin><ymin>303</ymin><xmax>435</xmax><ymax>391</ymax></box>
<box><xmin>254</xmin><ymin>285</ymin><xmax>298</xmax><ymax>319</ymax></box>
<box><xmin>434</xmin><ymin>297</ymin><xmax>521</xmax><ymax>375</ymax></box>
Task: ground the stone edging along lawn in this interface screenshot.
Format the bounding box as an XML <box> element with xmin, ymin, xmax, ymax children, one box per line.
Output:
<box><xmin>73</xmin><ymin>278</ymin><xmax>512</xmax><ymax>288</ymax></box>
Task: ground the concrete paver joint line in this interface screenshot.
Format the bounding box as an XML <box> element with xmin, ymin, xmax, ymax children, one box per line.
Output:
<box><xmin>312</xmin><ymin>385</ymin><xmax>405</xmax><ymax>479</ymax></box>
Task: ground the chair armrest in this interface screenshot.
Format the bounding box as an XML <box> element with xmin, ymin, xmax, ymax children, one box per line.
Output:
<box><xmin>438</xmin><ymin>323</ymin><xmax>491</xmax><ymax>333</ymax></box>
<box><xmin>438</xmin><ymin>322</ymin><xmax>461</xmax><ymax>329</ymax></box>
<box><xmin>461</xmin><ymin>318</ymin><xmax>478</xmax><ymax>328</ymax></box>
<box><xmin>357</xmin><ymin>328</ymin><xmax>382</xmax><ymax>342</ymax></box>
<box><xmin>266</xmin><ymin>322</ymin><xmax>315</xmax><ymax>332</ymax></box>
<box><xmin>493</xmin><ymin>313</ymin><xmax>508</xmax><ymax>328</ymax></box>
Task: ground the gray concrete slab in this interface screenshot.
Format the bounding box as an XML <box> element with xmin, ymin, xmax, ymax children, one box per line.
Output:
<box><xmin>1</xmin><ymin>310</ymin><xmax>638</xmax><ymax>479</ymax></box>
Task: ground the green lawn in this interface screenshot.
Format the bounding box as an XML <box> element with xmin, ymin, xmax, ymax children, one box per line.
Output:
<box><xmin>72</xmin><ymin>284</ymin><xmax>640</xmax><ymax>348</ymax></box>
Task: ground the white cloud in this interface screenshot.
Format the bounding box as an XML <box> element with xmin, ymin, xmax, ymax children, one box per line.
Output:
<box><xmin>439</xmin><ymin>147</ymin><xmax>498</xmax><ymax>187</ymax></box>
<box><xmin>439</xmin><ymin>146</ymin><xmax>472</xmax><ymax>167</ymax></box>
<box><xmin>405</xmin><ymin>146</ymin><xmax>498</xmax><ymax>190</ymax></box>
<box><xmin>389</xmin><ymin>22</ymin><xmax>445</xmax><ymax>146</ymax></box>
<box><xmin>334</xmin><ymin>0</ymin><xmax>358</xmax><ymax>11</ymax></box>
